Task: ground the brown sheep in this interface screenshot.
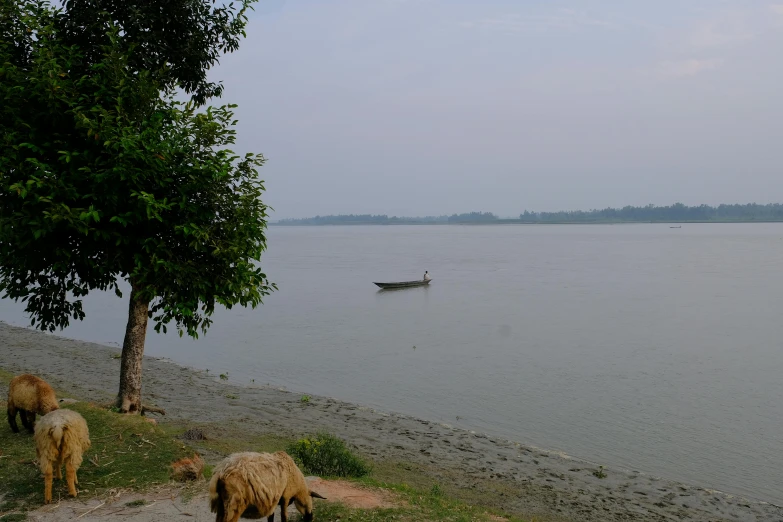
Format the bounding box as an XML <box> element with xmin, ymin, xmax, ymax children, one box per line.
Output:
<box><xmin>7</xmin><ymin>374</ymin><xmax>59</xmax><ymax>433</ymax></box>
<box><xmin>34</xmin><ymin>408</ymin><xmax>91</xmax><ymax>503</ymax></box>
<box><xmin>209</xmin><ymin>451</ymin><xmax>326</xmax><ymax>522</ymax></box>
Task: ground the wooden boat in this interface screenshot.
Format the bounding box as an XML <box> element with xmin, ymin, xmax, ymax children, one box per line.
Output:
<box><xmin>374</xmin><ymin>279</ymin><xmax>432</xmax><ymax>289</ymax></box>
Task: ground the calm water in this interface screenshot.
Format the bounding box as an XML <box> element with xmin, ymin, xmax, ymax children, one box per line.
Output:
<box><xmin>2</xmin><ymin>224</ymin><xmax>783</xmax><ymax>502</ymax></box>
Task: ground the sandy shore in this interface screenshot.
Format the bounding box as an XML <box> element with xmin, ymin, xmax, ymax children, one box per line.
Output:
<box><xmin>1</xmin><ymin>322</ymin><xmax>781</xmax><ymax>522</ymax></box>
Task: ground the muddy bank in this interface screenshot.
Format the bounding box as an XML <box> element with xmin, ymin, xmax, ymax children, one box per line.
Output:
<box><xmin>1</xmin><ymin>322</ymin><xmax>780</xmax><ymax>522</ymax></box>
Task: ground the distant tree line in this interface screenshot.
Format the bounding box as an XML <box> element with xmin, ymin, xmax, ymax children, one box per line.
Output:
<box><xmin>519</xmin><ymin>203</ymin><xmax>783</xmax><ymax>223</ymax></box>
<box><xmin>275</xmin><ymin>214</ymin><xmax>448</xmax><ymax>225</ymax></box>
<box><xmin>447</xmin><ymin>212</ymin><xmax>499</xmax><ymax>223</ymax></box>
<box><xmin>275</xmin><ymin>212</ymin><xmax>500</xmax><ymax>225</ymax></box>
<box><xmin>275</xmin><ymin>203</ymin><xmax>783</xmax><ymax>225</ymax></box>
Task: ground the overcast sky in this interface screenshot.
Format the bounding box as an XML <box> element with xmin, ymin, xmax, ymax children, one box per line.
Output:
<box><xmin>212</xmin><ymin>0</ymin><xmax>783</xmax><ymax>219</ymax></box>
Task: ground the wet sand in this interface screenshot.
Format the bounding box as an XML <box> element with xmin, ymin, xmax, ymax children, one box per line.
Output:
<box><xmin>1</xmin><ymin>322</ymin><xmax>781</xmax><ymax>522</ymax></box>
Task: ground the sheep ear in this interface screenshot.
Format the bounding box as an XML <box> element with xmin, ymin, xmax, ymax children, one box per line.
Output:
<box><xmin>310</xmin><ymin>491</ymin><xmax>326</xmax><ymax>500</ymax></box>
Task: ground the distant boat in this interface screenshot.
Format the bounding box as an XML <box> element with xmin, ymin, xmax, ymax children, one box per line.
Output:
<box><xmin>374</xmin><ymin>279</ymin><xmax>432</xmax><ymax>289</ymax></box>
<box><xmin>670</xmin><ymin>226</ymin><xmax>682</xmax><ymax>229</ymax></box>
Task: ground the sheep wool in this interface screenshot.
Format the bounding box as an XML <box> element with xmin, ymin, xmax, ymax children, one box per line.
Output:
<box><xmin>7</xmin><ymin>373</ymin><xmax>59</xmax><ymax>433</ymax></box>
<box><xmin>34</xmin><ymin>408</ymin><xmax>91</xmax><ymax>504</ymax></box>
<box><xmin>209</xmin><ymin>451</ymin><xmax>325</xmax><ymax>522</ymax></box>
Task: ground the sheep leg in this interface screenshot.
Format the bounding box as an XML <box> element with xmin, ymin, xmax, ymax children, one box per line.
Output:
<box><xmin>7</xmin><ymin>404</ymin><xmax>20</xmax><ymax>433</ymax></box>
<box><xmin>221</xmin><ymin>499</ymin><xmax>245</xmax><ymax>522</ymax></box>
<box><xmin>268</xmin><ymin>496</ymin><xmax>286</xmax><ymax>522</ymax></box>
<box><xmin>42</xmin><ymin>461</ymin><xmax>53</xmax><ymax>504</ymax></box>
<box><xmin>278</xmin><ymin>497</ymin><xmax>289</xmax><ymax>522</ymax></box>
<box><xmin>19</xmin><ymin>408</ymin><xmax>33</xmax><ymax>432</ymax></box>
<box><xmin>54</xmin><ymin>455</ymin><xmax>64</xmax><ymax>480</ymax></box>
<box><xmin>65</xmin><ymin>460</ymin><xmax>78</xmax><ymax>497</ymax></box>
<box><xmin>25</xmin><ymin>410</ymin><xmax>37</xmax><ymax>433</ymax></box>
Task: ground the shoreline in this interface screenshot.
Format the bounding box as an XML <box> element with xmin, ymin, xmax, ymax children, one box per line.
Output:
<box><xmin>1</xmin><ymin>321</ymin><xmax>781</xmax><ymax>521</ymax></box>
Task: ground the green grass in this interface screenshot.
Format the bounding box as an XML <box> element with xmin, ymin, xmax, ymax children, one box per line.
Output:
<box><xmin>161</xmin><ymin>420</ymin><xmax>290</xmax><ymax>457</ymax></box>
<box><xmin>287</xmin><ymin>433</ymin><xmax>371</xmax><ymax>478</ymax></box>
<box><xmin>312</xmin><ymin>481</ymin><xmax>530</xmax><ymax>522</ymax></box>
<box><xmin>0</xmin><ymin>400</ymin><xmax>191</xmax><ymax>517</ymax></box>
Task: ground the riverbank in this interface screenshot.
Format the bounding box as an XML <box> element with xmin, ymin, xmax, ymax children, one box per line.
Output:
<box><xmin>1</xmin><ymin>322</ymin><xmax>781</xmax><ymax>521</ymax></box>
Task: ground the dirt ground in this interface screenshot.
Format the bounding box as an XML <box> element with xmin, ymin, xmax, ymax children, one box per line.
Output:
<box><xmin>24</xmin><ymin>478</ymin><xmax>393</xmax><ymax>521</ymax></box>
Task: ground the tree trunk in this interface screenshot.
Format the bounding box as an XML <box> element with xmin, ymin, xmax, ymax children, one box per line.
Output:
<box><xmin>115</xmin><ymin>284</ymin><xmax>150</xmax><ymax>413</ymax></box>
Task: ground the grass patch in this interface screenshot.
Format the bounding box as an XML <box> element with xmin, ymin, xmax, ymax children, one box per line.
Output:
<box><xmin>0</xmin><ymin>368</ymin><xmax>16</xmax><ymax>381</ymax></box>
<box><xmin>0</xmin><ymin>401</ymin><xmax>191</xmax><ymax>516</ymax></box>
<box><xmin>365</xmin><ymin>461</ymin><xmax>568</xmax><ymax>522</ymax></box>
<box><xmin>288</xmin><ymin>433</ymin><xmax>371</xmax><ymax>478</ymax></box>
<box><xmin>161</xmin><ymin>420</ymin><xmax>291</xmax><ymax>458</ymax></box>
<box><xmin>314</xmin><ymin>481</ymin><xmax>528</xmax><ymax>522</ymax></box>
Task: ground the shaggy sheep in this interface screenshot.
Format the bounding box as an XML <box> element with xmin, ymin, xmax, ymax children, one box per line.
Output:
<box><xmin>34</xmin><ymin>408</ymin><xmax>91</xmax><ymax>503</ymax></box>
<box><xmin>7</xmin><ymin>374</ymin><xmax>59</xmax><ymax>433</ymax></box>
<box><xmin>209</xmin><ymin>451</ymin><xmax>326</xmax><ymax>522</ymax></box>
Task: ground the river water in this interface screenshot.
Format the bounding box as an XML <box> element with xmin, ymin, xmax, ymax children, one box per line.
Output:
<box><xmin>2</xmin><ymin>224</ymin><xmax>782</xmax><ymax>503</ymax></box>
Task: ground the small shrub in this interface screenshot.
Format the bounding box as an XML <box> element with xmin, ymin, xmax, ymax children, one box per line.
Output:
<box><xmin>593</xmin><ymin>465</ymin><xmax>607</xmax><ymax>479</ymax></box>
<box><xmin>430</xmin><ymin>484</ymin><xmax>443</xmax><ymax>497</ymax></box>
<box><xmin>287</xmin><ymin>433</ymin><xmax>371</xmax><ymax>478</ymax></box>
<box><xmin>219</xmin><ymin>373</ymin><xmax>229</xmax><ymax>381</ymax></box>
<box><xmin>179</xmin><ymin>428</ymin><xmax>207</xmax><ymax>441</ymax></box>
<box><xmin>300</xmin><ymin>395</ymin><xmax>311</xmax><ymax>404</ymax></box>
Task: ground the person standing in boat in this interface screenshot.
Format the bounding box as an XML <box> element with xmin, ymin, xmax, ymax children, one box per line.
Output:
<box><xmin>423</xmin><ymin>271</ymin><xmax>431</xmax><ymax>281</ymax></box>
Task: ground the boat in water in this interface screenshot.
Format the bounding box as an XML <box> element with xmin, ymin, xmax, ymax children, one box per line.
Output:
<box><xmin>374</xmin><ymin>279</ymin><xmax>432</xmax><ymax>289</ymax></box>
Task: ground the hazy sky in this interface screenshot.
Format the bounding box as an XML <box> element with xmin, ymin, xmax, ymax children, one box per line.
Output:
<box><xmin>212</xmin><ymin>0</ymin><xmax>783</xmax><ymax>219</ymax></box>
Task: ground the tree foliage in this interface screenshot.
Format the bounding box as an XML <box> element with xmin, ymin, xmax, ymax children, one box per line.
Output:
<box><xmin>0</xmin><ymin>0</ymin><xmax>274</xmax><ymax>338</ymax></box>
<box><xmin>58</xmin><ymin>0</ymin><xmax>256</xmax><ymax>106</ymax></box>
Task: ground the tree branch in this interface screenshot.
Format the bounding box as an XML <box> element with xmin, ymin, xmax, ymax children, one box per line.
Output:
<box><xmin>141</xmin><ymin>404</ymin><xmax>166</xmax><ymax>416</ymax></box>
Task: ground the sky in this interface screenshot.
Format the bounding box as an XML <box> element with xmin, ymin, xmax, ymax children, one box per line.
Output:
<box><xmin>211</xmin><ymin>0</ymin><xmax>783</xmax><ymax>219</ymax></box>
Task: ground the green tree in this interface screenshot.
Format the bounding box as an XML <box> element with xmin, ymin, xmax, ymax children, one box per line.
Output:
<box><xmin>0</xmin><ymin>0</ymin><xmax>274</xmax><ymax>413</ymax></box>
<box><xmin>58</xmin><ymin>0</ymin><xmax>256</xmax><ymax>106</ymax></box>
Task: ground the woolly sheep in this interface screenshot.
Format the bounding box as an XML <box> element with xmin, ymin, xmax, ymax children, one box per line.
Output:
<box><xmin>7</xmin><ymin>374</ymin><xmax>59</xmax><ymax>433</ymax></box>
<box><xmin>209</xmin><ymin>451</ymin><xmax>326</xmax><ymax>522</ymax></box>
<box><xmin>34</xmin><ymin>408</ymin><xmax>91</xmax><ymax>503</ymax></box>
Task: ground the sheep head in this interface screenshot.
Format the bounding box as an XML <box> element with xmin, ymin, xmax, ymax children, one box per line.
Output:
<box><xmin>291</xmin><ymin>490</ymin><xmax>326</xmax><ymax>521</ymax></box>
